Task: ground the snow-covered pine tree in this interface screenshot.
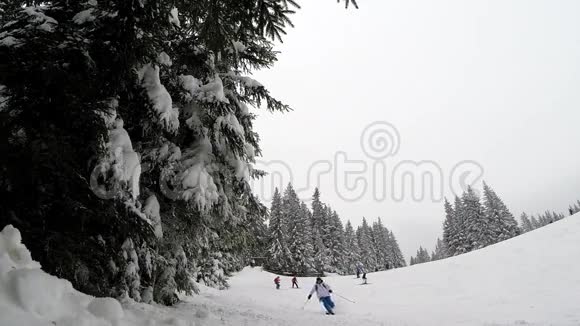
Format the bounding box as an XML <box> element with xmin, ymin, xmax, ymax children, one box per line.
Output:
<box><xmin>342</xmin><ymin>220</ymin><xmax>360</xmax><ymax>274</ymax></box>
<box><xmin>530</xmin><ymin>215</ymin><xmax>540</xmax><ymax>229</ymax></box>
<box><xmin>537</xmin><ymin>213</ymin><xmax>547</xmax><ymax>227</ymax></box>
<box><xmin>0</xmin><ymin>0</ymin><xmax>358</xmax><ymax>304</ymax></box>
<box><xmin>311</xmin><ymin>227</ymin><xmax>327</xmax><ymax>275</ymax></box>
<box><xmin>310</xmin><ymin>188</ymin><xmax>329</xmax><ymax>273</ymax></box>
<box><xmin>322</xmin><ymin>204</ymin><xmax>333</xmax><ymax>251</ymax></box>
<box><xmin>328</xmin><ymin>210</ymin><xmax>346</xmax><ymax>273</ymax></box>
<box><xmin>482</xmin><ymin>182</ymin><xmax>520</xmax><ymax>242</ymax></box>
<box><xmin>420</xmin><ymin>247</ymin><xmax>430</xmax><ymax>263</ymax></box>
<box><xmin>357</xmin><ymin>217</ymin><xmax>377</xmax><ymax>270</ymax></box>
<box><xmin>418</xmin><ymin>247</ymin><xmax>431</xmax><ymax>263</ymax></box>
<box><xmin>453</xmin><ymin>196</ymin><xmax>470</xmax><ymax>254</ymax></box>
<box><xmin>568</xmin><ymin>202</ymin><xmax>579</xmax><ymax>216</ymax></box>
<box><xmin>431</xmin><ymin>238</ymin><xmax>446</xmax><ymax>261</ymax></box>
<box><xmin>442</xmin><ymin>198</ymin><xmax>457</xmax><ymax>256</ymax></box>
<box><xmin>299</xmin><ymin>201</ymin><xmax>315</xmax><ymax>274</ymax></box>
<box><xmin>266</xmin><ymin>188</ymin><xmax>291</xmax><ymax>273</ymax></box>
<box><xmin>282</xmin><ymin>183</ymin><xmax>313</xmax><ymax>275</ymax></box>
<box><xmin>311</xmin><ymin>188</ymin><xmax>325</xmax><ymax>232</ymax></box>
<box><xmin>411</xmin><ymin>246</ymin><xmax>431</xmax><ymax>265</ymax></box>
<box><xmin>519</xmin><ymin>213</ymin><xmax>534</xmax><ymax>233</ymax></box>
<box><xmin>372</xmin><ymin>218</ymin><xmax>388</xmax><ymax>269</ymax></box>
<box><xmin>462</xmin><ymin>186</ymin><xmax>488</xmax><ymax>250</ymax></box>
<box><xmin>388</xmin><ymin>230</ymin><xmax>407</xmax><ymax>268</ymax></box>
<box><xmin>382</xmin><ymin>225</ymin><xmax>395</xmax><ymax>268</ymax></box>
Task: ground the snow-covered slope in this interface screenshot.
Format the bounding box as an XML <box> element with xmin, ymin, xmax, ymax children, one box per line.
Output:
<box><xmin>2</xmin><ymin>213</ymin><xmax>580</xmax><ymax>326</ymax></box>
<box><xmin>215</xmin><ymin>213</ymin><xmax>580</xmax><ymax>326</ymax></box>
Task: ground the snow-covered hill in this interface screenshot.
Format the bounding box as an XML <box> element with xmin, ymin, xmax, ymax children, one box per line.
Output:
<box><xmin>2</xmin><ymin>214</ymin><xmax>580</xmax><ymax>326</ymax></box>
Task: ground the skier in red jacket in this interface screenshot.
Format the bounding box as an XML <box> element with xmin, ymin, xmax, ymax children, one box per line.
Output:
<box><xmin>274</xmin><ymin>276</ymin><xmax>281</xmax><ymax>289</ymax></box>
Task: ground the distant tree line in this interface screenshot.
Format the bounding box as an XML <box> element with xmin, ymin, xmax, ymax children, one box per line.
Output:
<box><xmin>410</xmin><ymin>182</ymin><xmax>578</xmax><ymax>266</ymax></box>
<box><xmin>265</xmin><ymin>186</ymin><xmax>406</xmax><ymax>276</ymax></box>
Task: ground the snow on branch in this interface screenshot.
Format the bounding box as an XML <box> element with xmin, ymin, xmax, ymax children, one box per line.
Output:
<box><xmin>23</xmin><ymin>6</ymin><xmax>58</xmax><ymax>32</ymax></box>
<box><xmin>180</xmin><ymin>74</ymin><xmax>229</xmax><ymax>104</ymax></box>
<box><xmin>178</xmin><ymin>137</ymin><xmax>219</xmax><ymax>211</ymax></box>
<box><xmin>138</xmin><ymin>64</ymin><xmax>180</xmax><ymax>133</ymax></box>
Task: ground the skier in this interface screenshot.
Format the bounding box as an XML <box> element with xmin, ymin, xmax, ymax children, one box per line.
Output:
<box><xmin>356</xmin><ymin>262</ymin><xmax>363</xmax><ymax>278</ymax></box>
<box><xmin>362</xmin><ymin>272</ymin><xmax>367</xmax><ymax>285</ymax></box>
<box><xmin>274</xmin><ymin>276</ymin><xmax>281</xmax><ymax>290</ymax></box>
<box><xmin>291</xmin><ymin>275</ymin><xmax>299</xmax><ymax>288</ymax></box>
<box><xmin>307</xmin><ymin>277</ymin><xmax>335</xmax><ymax>315</ymax></box>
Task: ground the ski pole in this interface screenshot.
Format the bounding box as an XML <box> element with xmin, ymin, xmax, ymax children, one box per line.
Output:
<box><xmin>301</xmin><ymin>299</ymin><xmax>309</xmax><ymax>310</ymax></box>
<box><xmin>334</xmin><ymin>293</ymin><xmax>355</xmax><ymax>303</ymax></box>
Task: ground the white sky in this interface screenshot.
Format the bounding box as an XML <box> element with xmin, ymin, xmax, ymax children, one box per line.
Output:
<box><xmin>251</xmin><ymin>0</ymin><xmax>580</xmax><ymax>259</ymax></box>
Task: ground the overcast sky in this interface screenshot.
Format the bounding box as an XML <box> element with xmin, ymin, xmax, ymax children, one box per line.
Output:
<box><xmin>250</xmin><ymin>0</ymin><xmax>580</xmax><ymax>259</ymax></box>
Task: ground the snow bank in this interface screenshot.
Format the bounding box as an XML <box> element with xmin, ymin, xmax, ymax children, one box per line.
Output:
<box><xmin>0</xmin><ymin>225</ymin><xmax>40</xmax><ymax>274</ymax></box>
<box><xmin>0</xmin><ymin>225</ymin><xmax>202</xmax><ymax>326</ymax></box>
<box><xmin>0</xmin><ymin>225</ymin><xmax>118</xmax><ymax>325</ymax></box>
<box><xmin>87</xmin><ymin>297</ymin><xmax>124</xmax><ymax>321</ymax></box>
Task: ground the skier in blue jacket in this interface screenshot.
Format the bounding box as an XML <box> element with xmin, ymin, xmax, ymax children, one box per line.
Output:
<box><xmin>307</xmin><ymin>277</ymin><xmax>335</xmax><ymax>315</ymax></box>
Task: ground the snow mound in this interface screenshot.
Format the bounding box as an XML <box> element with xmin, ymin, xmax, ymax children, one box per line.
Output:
<box><xmin>87</xmin><ymin>297</ymin><xmax>124</xmax><ymax>321</ymax></box>
<box><xmin>0</xmin><ymin>224</ymin><xmax>204</xmax><ymax>326</ymax></box>
<box><xmin>0</xmin><ymin>225</ymin><xmax>120</xmax><ymax>325</ymax></box>
<box><xmin>0</xmin><ymin>226</ymin><xmax>68</xmax><ymax>319</ymax></box>
<box><xmin>7</xmin><ymin>268</ymin><xmax>72</xmax><ymax>316</ymax></box>
<box><xmin>0</xmin><ymin>225</ymin><xmax>40</xmax><ymax>274</ymax></box>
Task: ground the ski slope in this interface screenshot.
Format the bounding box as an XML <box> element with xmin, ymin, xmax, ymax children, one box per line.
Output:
<box><xmin>1</xmin><ymin>213</ymin><xmax>580</xmax><ymax>326</ymax></box>
<box><xmin>200</xmin><ymin>213</ymin><xmax>580</xmax><ymax>326</ymax></box>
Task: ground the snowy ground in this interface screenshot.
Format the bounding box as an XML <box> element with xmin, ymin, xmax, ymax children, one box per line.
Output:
<box><xmin>2</xmin><ymin>213</ymin><xmax>580</xmax><ymax>326</ymax></box>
